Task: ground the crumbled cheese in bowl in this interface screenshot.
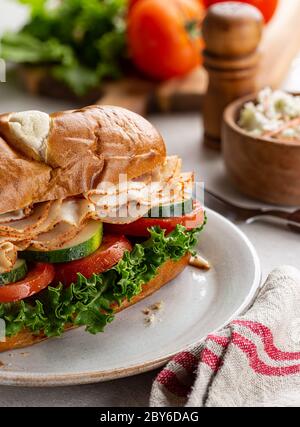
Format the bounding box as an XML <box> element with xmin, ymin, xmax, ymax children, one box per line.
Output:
<box><xmin>238</xmin><ymin>88</ymin><xmax>300</xmax><ymax>142</ymax></box>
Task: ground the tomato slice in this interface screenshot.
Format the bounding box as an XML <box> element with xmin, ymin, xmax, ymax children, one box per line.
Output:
<box><xmin>54</xmin><ymin>235</ymin><xmax>132</xmax><ymax>286</ymax></box>
<box><xmin>104</xmin><ymin>202</ymin><xmax>205</xmax><ymax>237</ymax></box>
<box><xmin>0</xmin><ymin>263</ymin><xmax>55</xmax><ymax>303</ymax></box>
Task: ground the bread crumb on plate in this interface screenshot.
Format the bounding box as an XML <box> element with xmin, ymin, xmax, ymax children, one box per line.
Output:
<box><xmin>150</xmin><ymin>301</ymin><xmax>164</xmax><ymax>311</ymax></box>
<box><xmin>144</xmin><ymin>313</ymin><xmax>156</xmax><ymax>326</ymax></box>
<box><xmin>142</xmin><ymin>301</ymin><xmax>165</xmax><ymax>326</ymax></box>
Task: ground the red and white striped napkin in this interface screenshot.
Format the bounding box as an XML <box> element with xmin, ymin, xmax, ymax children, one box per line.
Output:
<box><xmin>150</xmin><ymin>266</ymin><xmax>300</xmax><ymax>407</ymax></box>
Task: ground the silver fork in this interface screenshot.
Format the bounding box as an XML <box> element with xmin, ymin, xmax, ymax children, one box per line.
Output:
<box><xmin>204</xmin><ymin>189</ymin><xmax>300</xmax><ymax>231</ymax></box>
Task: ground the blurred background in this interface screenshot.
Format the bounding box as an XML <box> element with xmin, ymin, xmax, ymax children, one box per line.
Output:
<box><xmin>1</xmin><ymin>0</ymin><xmax>299</xmax><ymax>111</ymax></box>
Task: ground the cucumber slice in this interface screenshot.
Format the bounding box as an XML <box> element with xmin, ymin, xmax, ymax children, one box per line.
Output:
<box><xmin>145</xmin><ymin>198</ymin><xmax>193</xmax><ymax>218</ymax></box>
<box><xmin>21</xmin><ymin>221</ymin><xmax>103</xmax><ymax>264</ymax></box>
<box><xmin>0</xmin><ymin>259</ymin><xmax>28</xmax><ymax>286</ymax></box>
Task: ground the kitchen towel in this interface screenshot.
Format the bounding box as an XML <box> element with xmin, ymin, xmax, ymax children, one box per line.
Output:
<box><xmin>150</xmin><ymin>266</ymin><xmax>300</xmax><ymax>407</ymax></box>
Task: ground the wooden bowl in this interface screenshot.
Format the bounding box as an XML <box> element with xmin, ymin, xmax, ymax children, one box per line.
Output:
<box><xmin>222</xmin><ymin>94</ymin><xmax>300</xmax><ymax>206</ymax></box>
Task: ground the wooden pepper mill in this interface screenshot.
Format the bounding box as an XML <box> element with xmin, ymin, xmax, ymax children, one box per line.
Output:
<box><xmin>202</xmin><ymin>2</ymin><xmax>264</xmax><ymax>149</ymax></box>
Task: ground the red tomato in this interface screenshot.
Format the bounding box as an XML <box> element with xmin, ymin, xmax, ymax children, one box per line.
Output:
<box><xmin>127</xmin><ymin>0</ymin><xmax>205</xmax><ymax>80</ymax></box>
<box><xmin>0</xmin><ymin>263</ymin><xmax>55</xmax><ymax>303</ymax></box>
<box><xmin>54</xmin><ymin>235</ymin><xmax>132</xmax><ymax>286</ymax></box>
<box><xmin>104</xmin><ymin>202</ymin><xmax>205</xmax><ymax>237</ymax></box>
<box><xmin>202</xmin><ymin>0</ymin><xmax>278</xmax><ymax>23</ymax></box>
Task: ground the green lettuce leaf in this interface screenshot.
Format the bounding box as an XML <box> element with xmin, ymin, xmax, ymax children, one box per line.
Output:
<box><xmin>0</xmin><ymin>222</ymin><xmax>206</xmax><ymax>338</ymax></box>
<box><xmin>0</xmin><ymin>32</ymin><xmax>74</xmax><ymax>64</ymax></box>
<box><xmin>0</xmin><ymin>0</ymin><xmax>127</xmax><ymax>95</ymax></box>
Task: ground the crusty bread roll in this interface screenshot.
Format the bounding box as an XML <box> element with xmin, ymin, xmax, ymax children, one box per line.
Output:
<box><xmin>0</xmin><ymin>254</ymin><xmax>190</xmax><ymax>353</ymax></box>
<box><xmin>0</xmin><ymin>106</ymin><xmax>166</xmax><ymax>214</ymax></box>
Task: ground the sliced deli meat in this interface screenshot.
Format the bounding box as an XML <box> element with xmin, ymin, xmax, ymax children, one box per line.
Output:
<box><xmin>0</xmin><ymin>152</ymin><xmax>194</xmax><ymax>272</ymax></box>
<box><xmin>59</xmin><ymin>198</ymin><xmax>95</xmax><ymax>226</ymax></box>
<box><xmin>0</xmin><ymin>206</ymin><xmax>33</xmax><ymax>224</ymax></box>
<box><xmin>0</xmin><ymin>198</ymin><xmax>94</xmax><ymax>241</ymax></box>
<box><xmin>86</xmin><ymin>156</ymin><xmax>194</xmax><ymax>224</ymax></box>
<box><xmin>28</xmin><ymin>221</ymin><xmax>86</xmax><ymax>251</ymax></box>
<box><xmin>90</xmin><ymin>172</ymin><xmax>194</xmax><ymax>224</ymax></box>
<box><xmin>0</xmin><ymin>199</ymin><xmax>94</xmax><ymax>271</ymax></box>
<box><xmin>0</xmin><ymin>201</ymin><xmax>52</xmax><ymax>238</ymax></box>
<box><xmin>0</xmin><ymin>242</ymin><xmax>17</xmax><ymax>274</ymax></box>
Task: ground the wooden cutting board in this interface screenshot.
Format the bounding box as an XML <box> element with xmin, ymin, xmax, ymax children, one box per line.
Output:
<box><xmin>98</xmin><ymin>0</ymin><xmax>300</xmax><ymax>116</ymax></box>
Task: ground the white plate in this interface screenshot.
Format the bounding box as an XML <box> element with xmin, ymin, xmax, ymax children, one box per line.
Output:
<box><xmin>0</xmin><ymin>209</ymin><xmax>261</xmax><ymax>386</ymax></box>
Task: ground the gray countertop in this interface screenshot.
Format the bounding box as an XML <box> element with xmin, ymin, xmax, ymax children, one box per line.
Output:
<box><xmin>0</xmin><ymin>0</ymin><xmax>300</xmax><ymax>407</ymax></box>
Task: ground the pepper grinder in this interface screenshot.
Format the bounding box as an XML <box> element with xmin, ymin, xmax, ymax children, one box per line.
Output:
<box><xmin>202</xmin><ymin>2</ymin><xmax>264</xmax><ymax>149</ymax></box>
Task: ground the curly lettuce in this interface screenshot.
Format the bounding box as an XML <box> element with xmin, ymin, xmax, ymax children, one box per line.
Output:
<box><xmin>0</xmin><ymin>222</ymin><xmax>206</xmax><ymax>338</ymax></box>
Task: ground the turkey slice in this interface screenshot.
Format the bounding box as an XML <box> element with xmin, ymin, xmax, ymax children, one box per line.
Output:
<box><xmin>0</xmin><ymin>201</ymin><xmax>52</xmax><ymax>238</ymax></box>
<box><xmin>59</xmin><ymin>198</ymin><xmax>95</xmax><ymax>226</ymax></box>
<box><xmin>86</xmin><ymin>156</ymin><xmax>182</xmax><ymax>205</ymax></box>
<box><xmin>0</xmin><ymin>242</ymin><xmax>17</xmax><ymax>274</ymax></box>
<box><xmin>29</xmin><ymin>221</ymin><xmax>85</xmax><ymax>251</ymax></box>
<box><xmin>92</xmin><ymin>172</ymin><xmax>194</xmax><ymax>224</ymax></box>
<box><xmin>0</xmin><ymin>197</ymin><xmax>93</xmax><ymax>240</ymax></box>
<box><xmin>158</xmin><ymin>155</ymin><xmax>182</xmax><ymax>183</ymax></box>
<box><xmin>0</xmin><ymin>205</ymin><xmax>33</xmax><ymax>224</ymax></box>
<box><xmin>0</xmin><ymin>154</ymin><xmax>193</xmax><ymax>269</ymax></box>
<box><xmin>28</xmin><ymin>199</ymin><xmax>95</xmax><ymax>251</ymax></box>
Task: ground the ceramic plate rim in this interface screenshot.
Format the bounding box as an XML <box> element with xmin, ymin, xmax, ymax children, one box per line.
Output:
<box><xmin>0</xmin><ymin>208</ymin><xmax>261</xmax><ymax>386</ymax></box>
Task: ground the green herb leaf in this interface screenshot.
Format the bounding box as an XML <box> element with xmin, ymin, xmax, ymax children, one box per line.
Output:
<box><xmin>1</xmin><ymin>0</ymin><xmax>127</xmax><ymax>95</ymax></box>
<box><xmin>1</xmin><ymin>33</ymin><xmax>74</xmax><ymax>64</ymax></box>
